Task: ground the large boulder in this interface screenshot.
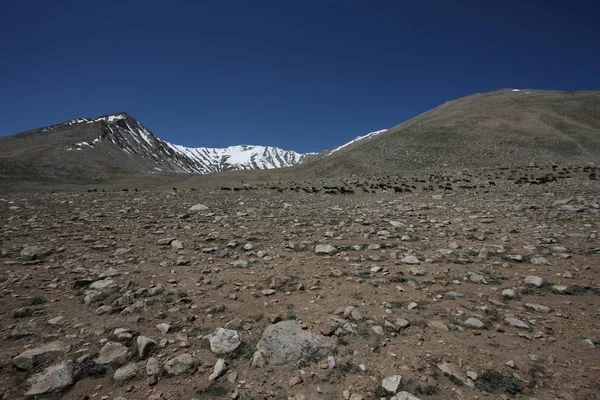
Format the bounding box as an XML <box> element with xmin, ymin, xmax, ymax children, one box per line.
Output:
<box><xmin>25</xmin><ymin>360</ymin><xmax>74</xmax><ymax>397</ymax></box>
<box><xmin>256</xmin><ymin>320</ymin><xmax>337</xmax><ymax>366</ymax></box>
<box><xmin>13</xmin><ymin>341</ymin><xmax>71</xmax><ymax>370</ymax></box>
<box><xmin>94</xmin><ymin>342</ymin><xmax>128</xmax><ymax>365</ymax></box>
<box><xmin>206</xmin><ymin>328</ymin><xmax>241</xmax><ymax>355</ymax></box>
<box><xmin>163</xmin><ymin>354</ymin><xmax>197</xmax><ymax>375</ymax></box>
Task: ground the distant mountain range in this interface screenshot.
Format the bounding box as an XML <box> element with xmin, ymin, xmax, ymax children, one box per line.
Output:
<box><xmin>1</xmin><ymin>88</ymin><xmax>598</xmax><ymax>184</ymax></box>
<box><xmin>0</xmin><ymin>111</ymin><xmax>385</xmax><ymax>182</ymax></box>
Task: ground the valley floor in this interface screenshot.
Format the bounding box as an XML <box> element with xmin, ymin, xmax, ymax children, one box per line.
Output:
<box><xmin>0</xmin><ymin>167</ymin><xmax>598</xmax><ymax>400</ymax></box>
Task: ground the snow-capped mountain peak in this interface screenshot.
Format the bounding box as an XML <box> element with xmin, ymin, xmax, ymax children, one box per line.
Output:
<box><xmin>64</xmin><ymin>113</ymin><xmax>311</xmax><ymax>174</ymax></box>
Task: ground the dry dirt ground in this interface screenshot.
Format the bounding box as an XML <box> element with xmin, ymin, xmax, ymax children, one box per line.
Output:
<box><xmin>0</xmin><ymin>166</ymin><xmax>599</xmax><ymax>400</ymax></box>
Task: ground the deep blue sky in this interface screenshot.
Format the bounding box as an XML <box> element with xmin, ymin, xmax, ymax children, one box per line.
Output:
<box><xmin>1</xmin><ymin>0</ymin><xmax>598</xmax><ymax>152</ymax></box>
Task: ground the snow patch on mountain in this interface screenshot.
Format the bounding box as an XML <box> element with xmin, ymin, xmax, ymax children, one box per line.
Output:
<box><xmin>327</xmin><ymin>129</ymin><xmax>387</xmax><ymax>155</ymax></box>
<box><xmin>62</xmin><ymin>114</ymin><xmax>309</xmax><ymax>174</ymax></box>
<box><xmin>60</xmin><ymin>112</ymin><xmax>389</xmax><ymax>175</ymax></box>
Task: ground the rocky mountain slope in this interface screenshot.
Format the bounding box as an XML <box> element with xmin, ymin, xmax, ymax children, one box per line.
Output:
<box><xmin>1</xmin><ymin>89</ymin><xmax>599</xmax><ymax>185</ymax></box>
<box><xmin>0</xmin><ymin>113</ymin><xmax>312</xmax><ymax>182</ymax></box>
<box><xmin>297</xmin><ymin>89</ymin><xmax>600</xmax><ymax>177</ymax></box>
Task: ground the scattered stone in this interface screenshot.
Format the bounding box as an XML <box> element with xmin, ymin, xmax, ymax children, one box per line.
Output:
<box><xmin>231</xmin><ymin>260</ymin><xmax>249</xmax><ymax>268</ymax></box>
<box><xmin>256</xmin><ymin>320</ymin><xmax>337</xmax><ymax>366</ymax></box>
<box><xmin>13</xmin><ymin>341</ymin><xmax>71</xmax><ymax>370</ymax></box>
<box><xmin>505</xmin><ymin>317</ymin><xmax>530</xmax><ymax>330</ymax></box>
<box><xmin>502</xmin><ymin>288</ymin><xmax>518</xmax><ymax>299</ymax></box>
<box><xmin>20</xmin><ymin>245</ymin><xmax>49</xmax><ymax>261</ymax></box>
<box><xmin>163</xmin><ymin>354</ymin><xmax>197</xmax><ymax>375</ymax></box>
<box><xmin>524</xmin><ymin>276</ymin><xmax>545</xmax><ymax>287</ymax></box>
<box><xmin>10</xmin><ymin>321</ymin><xmax>36</xmax><ymax>338</ymax></box>
<box><xmin>189</xmin><ymin>203</ymin><xmax>209</xmax><ymax>211</ymax></box>
<box><xmin>428</xmin><ymin>321</ymin><xmax>449</xmax><ymax>332</ymax></box>
<box><xmin>170</xmin><ymin>240</ymin><xmax>184</xmax><ymax>250</ymax></box>
<box><xmin>113</xmin><ymin>362</ymin><xmax>138</xmax><ymax>383</ymax></box>
<box><xmin>468</xmin><ymin>272</ymin><xmax>487</xmax><ymax>284</ymax></box>
<box><xmin>156</xmin><ymin>323</ymin><xmax>172</xmax><ymax>335</ymax></box>
<box><xmin>136</xmin><ymin>335</ymin><xmax>157</xmax><ymax>359</ymax></box>
<box><xmin>464</xmin><ymin>317</ymin><xmax>485</xmax><ymax>329</ymax></box>
<box><xmin>25</xmin><ymin>360</ymin><xmax>74</xmax><ymax>397</ymax></box>
<box><xmin>95</xmin><ymin>342</ymin><xmax>128</xmax><ymax>365</ymax></box>
<box><xmin>209</xmin><ymin>358</ymin><xmax>227</xmax><ymax>381</ymax></box>
<box><xmin>437</xmin><ymin>362</ymin><xmax>468</xmax><ymax>385</ymax></box>
<box><xmin>206</xmin><ymin>328</ymin><xmax>241</xmax><ymax>354</ymax></box>
<box><xmin>89</xmin><ymin>279</ymin><xmax>114</xmax><ymax>290</ymax></box>
<box><xmin>251</xmin><ymin>351</ymin><xmax>266</xmax><ymax>368</ymax></box>
<box><xmin>531</xmin><ymin>257</ymin><xmax>549</xmax><ymax>265</ymax></box>
<box><xmin>391</xmin><ymin>392</ymin><xmax>421</xmax><ymax>400</ymax></box>
<box><xmin>382</xmin><ymin>374</ymin><xmax>402</xmax><ymax>393</ymax></box>
<box><xmin>315</xmin><ymin>244</ymin><xmax>337</xmax><ymax>255</ymax></box>
<box><xmin>146</xmin><ymin>357</ymin><xmax>162</xmax><ymax>376</ymax></box>
<box><xmin>401</xmin><ymin>255</ymin><xmax>420</xmax><ymax>264</ymax></box>
<box><xmin>524</xmin><ymin>303</ymin><xmax>551</xmax><ymax>313</ymax></box>
<box><xmin>552</xmin><ymin>285</ymin><xmax>569</xmax><ymax>294</ymax></box>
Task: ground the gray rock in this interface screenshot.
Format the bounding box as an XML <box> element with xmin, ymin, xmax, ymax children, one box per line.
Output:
<box><xmin>157</xmin><ymin>238</ymin><xmax>176</xmax><ymax>246</ymax></box>
<box><xmin>394</xmin><ymin>318</ymin><xmax>411</xmax><ymax>330</ymax></box>
<box><xmin>505</xmin><ymin>317</ymin><xmax>530</xmax><ymax>330</ymax></box>
<box><xmin>437</xmin><ymin>362</ymin><xmax>468</xmax><ymax>385</ymax></box>
<box><xmin>209</xmin><ymin>358</ymin><xmax>227</xmax><ymax>381</ymax></box>
<box><xmin>502</xmin><ymin>288</ymin><xmax>518</xmax><ymax>299</ymax></box>
<box><xmin>189</xmin><ymin>203</ymin><xmax>209</xmax><ymax>211</ymax></box>
<box><xmin>583</xmin><ymin>339</ymin><xmax>595</xmax><ymax>348</ymax></box>
<box><xmin>113</xmin><ymin>362</ymin><xmax>138</xmax><ymax>383</ymax></box>
<box><xmin>552</xmin><ymin>285</ymin><xmax>569</xmax><ymax>294</ymax></box>
<box><xmin>163</xmin><ymin>354</ymin><xmax>197</xmax><ymax>375</ymax></box>
<box><xmin>391</xmin><ymin>392</ymin><xmax>421</xmax><ymax>400</ymax></box>
<box><xmin>146</xmin><ymin>357</ymin><xmax>162</xmax><ymax>376</ymax></box>
<box><xmin>231</xmin><ymin>260</ymin><xmax>249</xmax><ymax>268</ymax></box>
<box><xmin>531</xmin><ymin>257</ymin><xmax>549</xmax><ymax>265</ymax></box>
<box><xmin>468</xmin><ymin>272</ymin><xmax>487</xmax><ymax>284</ymax></box>
<box><xmin>400</xmin><ymin>255</ymin><xmax>420</xmax><ymax>265</ymax></box>
<box><xmin>444</xmin><ymin>291</ymin><xmax>464</xmax><ymax>299</ymax></box>
<box><xmin>170</xmin><ymin>240</ymin><xmax>184</xmax><ymax>250</ymax></box>
<box><xmin>13</xmin><ymin>341</ymin><xmax>71</xmax><ymax>370</ymax></box>
<box><xmin>315</xmin><ymin>244</ymin><xmax>337</xmax><ymax>255</ymax></box>
<box><xmin>20</xmin><ymin>245</ymin><xmax>48</xmax><ymax>261</ymax></box>
<box><xmin>95</xmin><ymin>342</ymin><xmax>128</xmax><ymax>365</ymax></box>
<box><xmin>371</xmin><ymin>325</ymin><xmax>384</xmax><ymax>336</ymax></box>
<box><xmin>12</xmin><ymin>307</ymin><xmax>31</xmax><ymax>318</ymax></box>
<box><xmin>136</xmin><ymin>335</ymin><xmax>157</xmax><ymax>359</ymax></box>
<box><xmin>10</xmin><ymin>321</ymin><xmax>35</xmax><ymax>339</ymax></box>
<box><xmin>206</xmin><ymin>328</ymin><xmax>241</xmax><ymax>355</ymax></box>
<box><xmin>89</xmin><ymin>279</ymin><xmax>114</xmax><ymax>290</ymax></box>
<box><xmin>113</xmin><ymin>247</ymin><xmax>130</xmax><ymax>256</ymax></box>
<box><xmin>84</xmin><ymin>290</ymin><xmax>106</xmax><ymax>305</ymax></box>
<box><xmin>427</xmin><ymin>320</ymin><xmax>449</xmax><ymax>332</ymax></box>
<box><xmin>464</xmin><ymin>317</ymin><xmax>485</xmax><ymax>329</ymax></box>
<box><xmin>524</xmin><ymin>303</ymin><xmax>551</xmax><ymax>313</ymax></box>
<box><xmin>251</xmin><ymin>351</ymin><xmax>266</xmax><ymax>368</ymax></box>
<box><xmin>25</xmin><ymin>360</ymin><xmax>74</xmax><ymax>397</ymax></box>
<box><xmin>382</xmin><ymin>375</ymin><xmax>402</xmax><ymax>393</ymax></box>
<box><xmin>156</xmin><ymin>323</ymin><xmax>172</xmax><ymax>335</ymax></box>
<box><xmin>524</xmin><ymin>276</ymin><xmax>545</xmax><ymax>287</ymax></box>
<box><xmin>147</xmin><ymin>284</ymin><xmax>165</xmax><ymax>296</ymax></box>
<box><xmin>256</xmin><ymin>320</ymin><xmax>337</xmax><ymax>366</ymax></box>
<box><xmin>506</xmin><ymin>360</ymin><xmax>516</xmax><ymax>369</ymax></box>
<box><xmin>409</xmin><ymin>267</ymin><xmax>425</xmax><ymax>276</ymax></box>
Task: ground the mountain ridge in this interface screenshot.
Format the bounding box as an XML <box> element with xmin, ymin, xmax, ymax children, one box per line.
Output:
<box><xmin>1</xmin><ymin>88</ymin><xmax>599</xmax><ymax>184</ymax></box>
<box><xmin>0</xmin><ymin>111</ymin><xmax>385</xmax><ymax>183</ymax></box>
